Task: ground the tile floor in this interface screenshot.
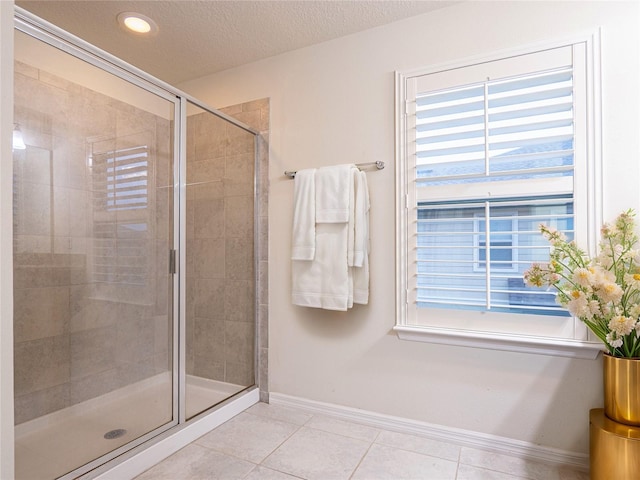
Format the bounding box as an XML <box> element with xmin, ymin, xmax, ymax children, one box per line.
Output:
<box><xmin>135</xmin><ymin>402</ymin><xmax>589</xmax><ymax>480</ymax></box>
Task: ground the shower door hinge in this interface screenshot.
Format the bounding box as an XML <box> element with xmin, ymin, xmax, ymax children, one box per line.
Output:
<box><xmin>169</xmin><ymin>249</ymin><xmax>177</xmax><ymax>274</ymax></box>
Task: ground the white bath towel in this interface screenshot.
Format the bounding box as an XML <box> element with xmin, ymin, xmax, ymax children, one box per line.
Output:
<box><xmin>315</xmin><ymin>164</ymin><xmax>356</xmax><ymax>223</ymax></box>
<box><xmin>352</xmin><ymin>171</ymin><xmax>370</xmax><ymax>305</ymax></box>
<box><xmin>347</xmin><ymin>168</ymin><xmax>365</xmax><ymax>307</ymax></box>
<box><xmin>352</xmin><ymin>169</ymin><xmax>368</xmax><ymax>268</ymax></box>
<box><xmin>292</xmin><ymin>222</ymin><xmax>350</xmax><ymax>311</ymax></box>
<box><xmin>291</xmin><ymin>168</ymin><xmax>316</xmax><ymax>261</ymax></box>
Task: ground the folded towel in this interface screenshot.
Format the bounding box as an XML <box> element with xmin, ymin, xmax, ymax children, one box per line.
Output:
<box><xmin>347</xmin><ymin>166</ymin><xmax>357</xmax><ymax>267</ymax></box>
<box><xmin>353</xmin><ymin>171</ymin><xmax>370</xmax><ymax>305</ymax></box>
<box><xmin>352</xmin><ymin>168</ymin><xmax>367</xmax><ymax>268</ymax></box>
<box><xmin>292</xmin><ymin>223</ymin><xmax>350</xmax><ymax>311</ymax></box>
<box><xmin>291</xmin><ymin>168</ymin><xmax>316</xmax><ymax>260</ymax></box>
<box><xmin>315</xmin><ymin>164</ymin><xmax>356</xmax><ymax>223</ymax></box>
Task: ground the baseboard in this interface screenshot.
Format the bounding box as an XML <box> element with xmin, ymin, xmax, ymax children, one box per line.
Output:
<box><xmin>269</xmin><ymin>392</ymin><xmax>589</xmax><ymax>470</ymax></box>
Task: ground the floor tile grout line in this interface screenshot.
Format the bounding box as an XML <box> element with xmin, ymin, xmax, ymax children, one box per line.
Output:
<box><xmin>193</xmin><ymin>417</ymin><xmax>305</xmax><ymax>469</ymax></box>
<box><xmin>254</xmin><ymin>419</ymin><xmax>305</xmax><ymax>469</ymax></box>
<box><xmin>347</xmin><ymin>436</ymin><xmax>377</xmax><ymax>480</ymax></box>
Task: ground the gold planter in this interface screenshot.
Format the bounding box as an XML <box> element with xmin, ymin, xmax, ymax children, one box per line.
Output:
<box><xmin>590</xmin><ymin>408</ymin><xmax>640</xmax><ymax>479</ymax></box>
<box><xmin>603</xmin><ymin>353</ymin><xmax>640</xmax><ymax>426</ymax></box>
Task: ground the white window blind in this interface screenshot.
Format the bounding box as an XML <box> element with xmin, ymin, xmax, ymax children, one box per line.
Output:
<box><xmin>396</xmin><ymin>36</ymin><xmax>603</xmax><ymax>356</ymax></box>
<box><xmin>415</xmin><ymin>68</ymin><xmax>575</xmax><ymax>186</ymax></box>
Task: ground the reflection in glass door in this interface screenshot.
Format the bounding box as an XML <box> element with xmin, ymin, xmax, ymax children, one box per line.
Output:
<box><xmin>13</xmin><ymin>29</ymin><xmax>177</xmax><ymax>479</ymax></box>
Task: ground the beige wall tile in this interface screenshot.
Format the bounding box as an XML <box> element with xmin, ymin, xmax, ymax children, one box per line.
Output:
<box><xmin>224</xmin><ymin>280</ymin><xmax>255</xmax><ymax>324</ymax></box>
<box><xmin>225</xmin><ymin>153</ymin><xmax>254</xmax><ymax>182</ymax></box>
<box><xmin>225</xmin><ymin>237</ymin><xmax>253</xmax><ymax>281</ymax></box>
<box><xmin>14</xmin><ymin>335</ymin><xmax>70</xmax><ymax>396</ymax></box>
<box><xmin>69</xmin><ymin>368</ymin><xmax>119</xmax><ymax>405</ymax></box>
<box><xmin>194</xmin><ymin>196</ymin><xmax>224</xmax><ymax>239</ymax></box>
<box><xmin>194</xmin><ymin>114</ymin><xmax>228</xmax><ymax>161</ymax></box>
<box><xmin>13</xmin><ymin>286</ymin><xmax>70</xmax><ymax>343</ymax></box>
<box><xmin>224</xmin><ymin>321</ymin><xmax>255</xmax><ymax>365</ymax></box>
<box><xmin>225</xmin><ymin>195</ymin><xmax>254</xmax><ymax>238</ymax></box>
<box><xmin>194</xmin><ymin>278</ymin><xmax>225</xmax><ymax>318</ymax></box>
<box><xmin>187</xmin><ymin>156</ymin><xmax>225</xmax><ymax>184</ymax></box>
<box><xmin>14</xmin><ymin>383</ymin><xmax>70</xmax><ymax>425</ymax></box>
<box><xmin>194</xmin><ymin>316</ymin><xmax>226</xmax><ymax>365</ymax></box>
<box><xmin>225</xmin><ymin>361</ymin><xmax>254</xmax><ymax>386</ymax></box>
<box><xmin>115</xmin><ymin>312</ymin><xmax>155</xmax><ymax>364</ymax></box>
<box><xmin>69</xmin><ymin>327</ymin><xmax>116</xmax><ymax>380</ymax></box>
<box><xmin>194</xmin><ymin>238</ymin><xmax>225</xmax><ymax>279</ymax></box>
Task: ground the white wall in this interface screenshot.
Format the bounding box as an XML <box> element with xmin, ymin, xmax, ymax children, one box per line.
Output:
<box><xmin>0</xmin><ymin>1</ymin><xmax>14</xmax><ymax>478</ymax></box>
<box><xmin>180</xmin><ymin>0</ymin><xmax>639</xmax><ymax>455</ymax></box>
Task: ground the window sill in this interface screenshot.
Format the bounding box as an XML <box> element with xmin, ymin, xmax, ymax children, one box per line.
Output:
<box><xmin>393</xmin><ymin>325</ymin><xmax>604</xmax><ymax>359</ymax></box>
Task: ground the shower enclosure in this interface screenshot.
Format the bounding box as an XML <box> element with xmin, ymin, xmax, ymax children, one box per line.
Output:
<box><xmin>12</xmin><ymin>10</ymin><xmax>262</xmax><ymax>480</ymax></box>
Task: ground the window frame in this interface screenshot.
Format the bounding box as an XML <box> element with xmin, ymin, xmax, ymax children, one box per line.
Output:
<box><xmin>394</xmin><ymin>32</ymin><xmax>603</xmax><ymax>359</ymax></box>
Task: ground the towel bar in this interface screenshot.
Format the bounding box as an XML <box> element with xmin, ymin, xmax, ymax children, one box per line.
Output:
<box><xmin>285</xmin><ymin>161</ymin><xmax>385</xmax><ymax>179</ymax></box>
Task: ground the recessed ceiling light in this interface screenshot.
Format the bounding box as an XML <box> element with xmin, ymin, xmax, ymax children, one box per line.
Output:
<box><xmin>117</xmin><ymin>12</ymin><xmax>158</xmax><ymax>35</ymax></box>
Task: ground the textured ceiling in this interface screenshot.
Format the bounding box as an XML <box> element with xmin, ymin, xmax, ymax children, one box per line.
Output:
<box><xmin>16</xmin><ymin>0</ymin><xmax>456</xmax><ymax>85</ymax></box>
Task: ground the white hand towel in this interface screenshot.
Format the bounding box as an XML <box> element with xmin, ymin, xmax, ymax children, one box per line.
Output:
<box><xmin>291</xmin><ymin>168</ymin><xmax>316</xmax><ymax>260</ymax></box>
<box><xmin>315</xmin><ymin>164</ymin><xmax>356</xmax><ymax>223</ymax></box>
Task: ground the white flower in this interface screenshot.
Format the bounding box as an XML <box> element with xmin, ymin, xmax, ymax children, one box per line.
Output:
<box><xmin>624</xmin><ymin>249</ymin><xmax>640</xmax><ymax>265</ymax></box>
<box><xmin>608</xmin><ymin>315</ymin><xmax>636</xmax><ymax>336</ymax></box>
<box><xmin>573</xmin><ymin>268</ymin><xmax>595</xmax><ymax>288</ymax></box>
<box><xmin>606</xmin><ymin>332</ymin><xmax>624</xmax><ymax>348</ymax></box>
<box><xmin>567</xmin><ymin>290</ymin><xmax>589</xmax><ymax>318</ymax></box>
<box><xmin>586</xmin><ymin>300</ymin><xmax>601</xmax><ymax>319</ymax></box>
<box><xmin>596</xmin><ymin>282</ymin><xmax>623</xmax><ymax>304</ymax></box>
<box><xmin>596</xmin><ymin>246</ymin><xmax>615</xmax><ymax>268</ymax></box>
<box><xmin>624</xmin><ymin>272</ymin><xmax>640</xmax><ymax>289</ymax></box>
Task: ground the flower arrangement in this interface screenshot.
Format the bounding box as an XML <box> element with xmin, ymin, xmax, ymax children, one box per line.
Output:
<box><xmin>523</xmin><ymin>209</ymin><xmax>640</xmax><ymax>357</ymax></box>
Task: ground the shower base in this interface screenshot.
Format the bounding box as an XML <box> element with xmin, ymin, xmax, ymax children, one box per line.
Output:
<box><xmin>15</xmin><ymin>373</ymin><xmax>246</xmax><ymax>480</ymax></box>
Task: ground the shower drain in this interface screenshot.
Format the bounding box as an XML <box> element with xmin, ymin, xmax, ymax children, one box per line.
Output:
<box><xmin>103</xmin><ymin>429</ymin><xmax>127</xmax><ymax>440</ymax></box>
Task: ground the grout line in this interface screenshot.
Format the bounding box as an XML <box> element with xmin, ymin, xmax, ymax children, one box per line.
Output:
<box><xmin>347</xmin><ymin>438</ymin><xmax>376</xmax><ymax>480</ymax></box>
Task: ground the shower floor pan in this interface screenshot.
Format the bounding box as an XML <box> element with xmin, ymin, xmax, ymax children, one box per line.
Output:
<box><xmin>15</xmin><ymin>374</ymin><xmax>245</xmax><ymax>480</ymax></box>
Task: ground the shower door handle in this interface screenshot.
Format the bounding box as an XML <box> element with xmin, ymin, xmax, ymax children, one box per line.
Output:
<box><xmin>169</xmin><ymin>249</ymin><xmax>177</xmax><ymax>274</ymax></box>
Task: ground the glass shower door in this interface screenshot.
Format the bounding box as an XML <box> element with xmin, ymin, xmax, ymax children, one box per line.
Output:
<box><xmin>13</xmin><ymin>29</ymin><xmax>178</xmax><ymax>479</ymax></box>
<box><xmin>183</xmin><ymin>101</ymin><xmax>256</xmax><ymax>419</ymax></box>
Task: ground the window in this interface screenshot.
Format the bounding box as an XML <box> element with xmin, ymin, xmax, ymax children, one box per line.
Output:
<box><xmin>395</xmin><ymin>35</ymin><xmax>603</xmax><ymax>357</ymax></box>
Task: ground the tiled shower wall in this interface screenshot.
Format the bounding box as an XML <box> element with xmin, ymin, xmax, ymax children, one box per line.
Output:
<box><xmin>13</xmin><ymin>60</ymin><xmax>172</xmax><ymax>424</ymax></box>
